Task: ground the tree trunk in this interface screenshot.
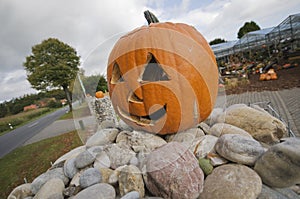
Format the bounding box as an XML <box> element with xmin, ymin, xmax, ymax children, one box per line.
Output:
<box><xmin>63</xmin><ymin>86</ymin><xmax>72</xmax><ymax>112</ymax></box>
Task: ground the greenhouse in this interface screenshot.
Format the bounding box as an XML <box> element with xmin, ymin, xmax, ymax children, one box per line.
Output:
<box><xmin>211</xmin><ymin>40</ymin><xmax>237</xmax><ymax>59</ymax></box>
<box><xmin>266</xmin><ymin>13</ymin><xmax>300</xmax><ymax>49</ymax></box>
<box><xmin>233</xmin><ymin>27</ymin><xmax>273</xmax><ymax>53</ymax></box>
<box><xmin>211</xmin><ymin>13</ymin><xmax>300</xmax><ymax>63</ymax></box>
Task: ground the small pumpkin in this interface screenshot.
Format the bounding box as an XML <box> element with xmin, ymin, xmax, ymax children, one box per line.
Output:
<box><xmin>107</xmin><ymin>11</ymin><xmax>218</xmax><ymax>134</ymax></box>
<box><xmin>265</xmin><ymin>74</ymin><xmax>271</xmax><ymax>81</ymax></box>
<box><xmin>270</xmin><ymin>73</ymin><xmax>278</xmax><ymax>80</ymax></box>
<box><xmin>259</xmin><ymin>73</ymin><xmax>266</xmax><ymax>81</ymax></box>
<box><xmin>95</xmin><ymin>91</ymin><xmax>104</xmax><ymax>98</ymax></box>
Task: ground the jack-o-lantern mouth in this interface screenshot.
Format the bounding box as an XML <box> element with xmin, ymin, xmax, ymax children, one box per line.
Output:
<box><xmin>117</xmin><ymin>104</ymin><xmax>167</xmax><ymax>126</ymax></box>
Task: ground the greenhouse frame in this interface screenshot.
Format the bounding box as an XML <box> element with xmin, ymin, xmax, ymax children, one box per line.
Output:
<box><xmin>212</xmin><ymin>13</ymin><xmax>300</xmax><ymax>62</ymax></box>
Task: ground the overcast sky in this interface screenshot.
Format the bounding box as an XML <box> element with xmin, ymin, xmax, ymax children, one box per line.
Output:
<box><xmin>1</xmin><ymin>0</ymin><xmax>300</xmax><ymax>102</ymax></box>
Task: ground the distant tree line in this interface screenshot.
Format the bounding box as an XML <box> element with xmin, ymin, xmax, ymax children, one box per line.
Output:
<box><xmin>0</xmin><ymin>73</ymin><xmax>108</xmax><ymax>118</ymax></box>
<box><xmin>209</xmin><ymin>38</ymin><xmax>226</xmax><ymax>45</ymax></box>
<box><xmin>0</xmin><ymin>89</ymin><xmax>65</xmax><ymax>118</ymax></box>
<box><xmin>209</xmin><ymin>21</ymin><xmax>261</xmax><ymax>45</ymax></box>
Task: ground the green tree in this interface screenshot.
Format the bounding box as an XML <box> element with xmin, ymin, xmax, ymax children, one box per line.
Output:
<box><xmin>209</xmin><ymin>38</ymin><xmax>226</xmax><ymax>45</ymax></box>
<box><xmin>237</xmin><ymin>21</ymin><xmax>261</xmax><ymax>39</ymax></box>
<box><xmin>0</xmin><ymin>103</ymin><xmax>7</xmax><ymax>118</ymax></box>
<box><xmin>96</xmin><ymin>75</ymin><xmax>108</xmax><ymax>93</ymax></box>
<box><xmin>23</xmin><ymin>38</ymin><xmax>80</xmax><ymax>111</ymax></box>
<box><xmin>82</xmin><ymin>74</ymin><xmax>108</xmax><ymax>95</ymax></box>
<box><xmin>45</xmin><ymin>89</ymin><xmax>66</xmax><ymax>100</ymax></box>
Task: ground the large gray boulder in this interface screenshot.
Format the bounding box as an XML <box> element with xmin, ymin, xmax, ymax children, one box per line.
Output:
<box><xmin>33</xmin><ymin>178</ymin><xmax>64</xmax><ymax>199</ymax></box>
<box><xmin>215</xmin><ymin>134</ymin><xmax>265</xmax><ymax>166</ymax></box>
<box><xmin>7</xmin><ymin>183</ymin><xmax>32</xmax><ymax>199</ymax></box>
<box><xmin>86</xmin><ymin>128</ymin><xmax>119</xmax><ymax>147</ymax></box>
<box><xmin>258</xmin><ymin>184</ymin><xmax>300</xmax><ymax>199</ymax></box>
<box><xmin>79</xmin><ymin>168</ymin><xmax>102</xmax><ymax>189</ymax></box>
<box><xmin>254</xmin><ymin>137</ymin><xmax>300</xmax><ymax>187</ymax></box>
<box><xmin>199</xmin><ymin>164</ymin><xmax>262</xmax><ymax>199</ymax></box>
<box><xmin>31</xmin><ymin>168</ymin><xmax>69</xmax><ymax>195</ymax></box>
<box><xmin>104</xmin><ymin>143</ymin><xmax>136</xmax><ymax>169</ymax></box>
<box><xmin>221</xmin><ymin>105</ymin><xmax>288</xmax><ymax>144</ymax></box>
<box><xmin>209</xmin><ymin>123</ymin><xmax>252</xmax><ymax>138</ymax></box>
<box><xmin>73</xmin><ymin>183</ymin><xmax>116</xmax><ymax>199</ymax></box>
<box><xmin>116</xmin><ymin>130</ymin><xmax>166</xmax><ymax>153</ymax></box>
<box><xmin>74</xmin><ymin>150</ymin><xmax>96</xmax><ymax>169</ymax></box>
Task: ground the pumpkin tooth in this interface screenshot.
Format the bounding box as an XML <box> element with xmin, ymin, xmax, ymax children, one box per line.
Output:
<box><xmin>117</xmin><ymin>105</ymin><xmax>165</xmax><ymax>126</ymax></box>
<box><xmin>140</xmin><ymin>117</ymin><xmax>151</xmax><ymax>124</ymax></box>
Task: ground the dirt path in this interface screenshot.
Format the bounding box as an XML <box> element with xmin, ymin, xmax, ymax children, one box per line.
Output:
<box><xmin>226</xmin><ymin>65</ymin><xmax>300</xmax><ymax>95</ymax></box>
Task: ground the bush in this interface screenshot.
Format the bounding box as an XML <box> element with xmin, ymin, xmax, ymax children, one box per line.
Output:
<box><xmin>48</xmin><ymin>100</ymin><xmax>62</xmax><ymax>108</ymax></box>
<box><xmin>0</xmin><ymin>108</ymin><xmax>51</xmax><ymax>134</ymax></box>
<box><xmin>0</xmin><ymin>118</ymin><xmax>24</xmax><ymax>133</ymax></box>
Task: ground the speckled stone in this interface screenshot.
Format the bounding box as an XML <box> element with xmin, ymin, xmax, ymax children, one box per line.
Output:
<box><xmin>200</xmin><ymin>164</ymin><xmax>262</xmax><ymax>199</ymax></box>
<box><xmin>221</xmin><ymin>105</ymin><xmax>288</xmax><ymax>144</ymax></box>
<box><xmin>118</xmin><ymin>165</ymin><xmax>145</xmax><ymax>198</ymax></box>
<box><xmin>145</xmin><ymin>142</ymin><xmax>204</xmax><ymax>199</ymax></box>
<box><xmin>215</xmin><ymin>134</ymin><xmax>265</xmax><ymax>166</ymax></box>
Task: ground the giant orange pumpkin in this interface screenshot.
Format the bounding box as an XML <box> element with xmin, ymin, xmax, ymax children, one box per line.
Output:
<box><xmin>107</xmin><ymin>11</ymin><xmax>218</xmax><ymax>135</ymax></box>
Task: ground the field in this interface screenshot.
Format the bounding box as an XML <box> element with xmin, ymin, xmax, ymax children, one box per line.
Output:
<box><xmin>0</xmin><ymin>108</ymin><xmax>53</xmax><ymax>136</ymax></box>
<box><xmin>0</xmin><ymin>130</ymin><xmax>82</xmax><ymax>198</ymax></box>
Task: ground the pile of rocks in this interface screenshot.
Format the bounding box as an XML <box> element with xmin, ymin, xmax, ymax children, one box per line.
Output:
<box><xmin>8</xmin><ymin>99</ymin><xmax>300</xmax><ymax>199</ymax></box>
<box><xmin>90</xmin><ymin>96</ymin><xmax>119</xmax><ymax>127</ymax></box>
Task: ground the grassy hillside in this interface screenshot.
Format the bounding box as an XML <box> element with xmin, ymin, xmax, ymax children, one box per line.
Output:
<box><xmin>0</xmin><ymin>130</ymin><xmax>82</xmax><ymax>198</ymax></box>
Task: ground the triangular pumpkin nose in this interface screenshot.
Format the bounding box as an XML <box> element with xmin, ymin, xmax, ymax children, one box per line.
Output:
<box><xmin>129</xmin><ymin>90</ymin><xmax>143</xmax><ymax>103</ymax></box>
<box><xmin>141</xmin><ymin>53</ymin><xmax>170</xmax><ymax>82</ymax></box>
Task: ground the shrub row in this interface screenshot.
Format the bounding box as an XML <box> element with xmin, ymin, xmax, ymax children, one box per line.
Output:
<box><xmin>0</xmin><ymin>108</ymin><xmax>51</xmax><ymax>134</ymax></box>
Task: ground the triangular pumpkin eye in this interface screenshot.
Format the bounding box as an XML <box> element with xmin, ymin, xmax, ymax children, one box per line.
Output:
<box><xmin>111</xmin><ymin>62</ymin><xmax>124</xmax><ymax>84</ymax></box>
<box><xmin>141</xmin><ymin>53</ymin><xmax>170</xmax><ymax>82</ymax></box>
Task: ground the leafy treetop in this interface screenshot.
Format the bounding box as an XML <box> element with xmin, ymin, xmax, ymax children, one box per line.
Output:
<box><xmin>24</xmin><ymin>38</ymin><xmax>80</xmax><ymax>90</ymax></box>
<box><xmin>23</xmin><ymin>38</ymin><xmax>80</xmax><ymax>111</ymax></box>
<box><xmin>237</xmin><ymin>21</ymin><xmax>261</xmax><ymax>39</ymax></box>
<box><xmin>209</xmin><ymin>38</ymin><xmax>226</xmax><ymax>45</ymax></box>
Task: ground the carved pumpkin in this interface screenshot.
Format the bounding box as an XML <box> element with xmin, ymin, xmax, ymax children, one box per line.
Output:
<box><xmin>107</xmin><ymin>11</ymin><xmax>218</xmax><ymax>134</ymax></box>
<box><xmin>95</xmin><ymin>91</ymin><xmax>104</xmax><ymax>98</ymax></box>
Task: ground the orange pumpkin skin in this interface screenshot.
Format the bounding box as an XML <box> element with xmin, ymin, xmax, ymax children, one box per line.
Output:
<box><xmin>270</xmin><ymin>73</ymin><xmax>277</xmax><ymax>80</ymax></box>
<box><xmin>95</xmin><ymin>91</ymin><xmax>104</xmax><ymax>98</ymax></box>
<box><xmin>259</xmin><ymin>74</ymin><xmax>266</xmax><ymax>81</ymax></box>
<box><xmin>107</xmin><ymin>22</ymin><xmax>218</xmax><ymax>135</ymax></box>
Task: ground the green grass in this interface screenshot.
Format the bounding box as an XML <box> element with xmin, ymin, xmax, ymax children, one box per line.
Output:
<box><xmin>0</xmin><ymin>131</ymin><xmax>83</xmax><ymax>198</ymax></box>
<box><xmin>0</xmin><ymin>108</ymin><xmax>56</xmax><ymax>136</ymax></box>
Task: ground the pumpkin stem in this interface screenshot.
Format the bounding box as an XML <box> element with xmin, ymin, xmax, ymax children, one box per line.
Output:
<box><xmin>144</xmin><ymin>10</ymin><xmax>159</xmax><ymax>25</ymax></box>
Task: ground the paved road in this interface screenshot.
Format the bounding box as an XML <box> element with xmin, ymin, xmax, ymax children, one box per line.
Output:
<box><xmin>0</xmin><ymin>108</ymin><xmax>68</xmax><ymax>158</ymax></box>
<box><xmin>23</xmin><ymin>119</ymin><xmax>76</xmax><ymax>145</ymax></box>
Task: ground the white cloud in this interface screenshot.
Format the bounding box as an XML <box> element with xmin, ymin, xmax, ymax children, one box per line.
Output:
<box><xmin>0</xmin><ymin>70</ymin><xmax>36</xmax><ymax>102</ymax></box>
<box><xmin>0</xmin><ymin>0</ymin><xmax>149</xmax><ymax>102</ymax></box>
<box><xmin>0</xmin><ymin>0</ymin><xmax>300</xmax><ymax>102</ymax></box>
<box><xmin>201</xmin><ymin>0</ymin><xmax>300</xmax><ymax>41</ymax></box>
